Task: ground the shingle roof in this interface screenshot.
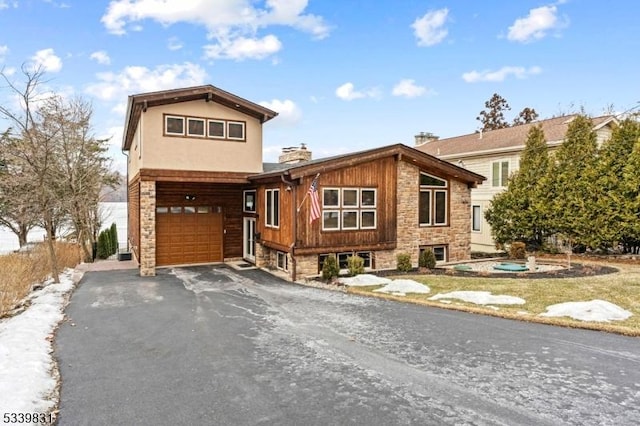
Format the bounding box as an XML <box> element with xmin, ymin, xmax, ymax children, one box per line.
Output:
<box><xmin>416</xmin><ymin>114</ymin><xmax>616</xmax><ymax>159</ymax></box>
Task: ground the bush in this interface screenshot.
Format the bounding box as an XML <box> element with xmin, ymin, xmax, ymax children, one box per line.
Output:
<box><xmin>419</xmin><ymin>249</ymin><xmax>436</xmax><ymax>269</ymax></box>
<box><xmin>97</xmin><ymin>230</ymin><xmax>111</xmax><ymax>259</ymax></box>
<box><xmin>347</xmin><ymin>255</ymin><xmax>365</xmax><ymax>276</ymax></box>
<box><xmin>109</xmin><ymin>223</ymin><xmax>118</xmax><ymax>255</ymax></box>
<box><xmin>322</xmin><ymin>254</ymin><xmax>339</xmax><ymax>281</ymax></box>
<box><xmin>509</xmin><ymin>241</ymin><xmax>526</xmax><ymax>260</ymax></box>
<box><xmin>396</xmin><ymin>253</ymin><xmax>412</xmax><ymax>272</ymax></box>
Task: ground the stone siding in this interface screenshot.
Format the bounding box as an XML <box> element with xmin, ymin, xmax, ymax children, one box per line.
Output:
<box><xmin>139</xmin><ymin>180</ymin><xmax>156</xmax><ymax>276</ymax></box>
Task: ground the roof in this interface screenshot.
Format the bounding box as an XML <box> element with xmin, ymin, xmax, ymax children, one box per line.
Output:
<box><xmin>251</xmin><ymin>143</ymin><xmax>486</xmax><ymax>186</ymax></box>
<box><xmin>416</xmin><ymin>114</ymin><xmax>617</xmax><ymax>159</ymax></box>
<box><xmin>122</xmin><ymin>85</ymin><xmax>278</xmax><ymax>151</ymax></box>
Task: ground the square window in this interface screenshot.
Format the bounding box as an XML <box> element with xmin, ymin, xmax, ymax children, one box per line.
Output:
<box><xmin>208</xmin><ymin>120</ymin><xmax>225</xmax><ymax>138</ymax></box>
<box><xmin>356</xmin><ymin>251</ymin><xmax>372</xmax><ymax>268</ymax></box>
<box><xmin>244</xmin><ymin>190</ymin><xmax>256</xmax><ymax>213</ymax></box>
<box><xmin>342</xmin><ymin>189</ymin><xmax>358</xmax><ymax>207</ymax></box>
<box><xmin>228</xmin><ymin>121</ymin><xmax>245</xmax><ymax>140</ymax></box>
<box><xmin>342</xmin><ymin>211</ymin><xmax>358</xmax><ymax>229</ymax></box>
<box><xmin>165</xmin><ymin>116</ymin><xmax>184</xmax><ymax>135</ymax></box>
<box><xmin>187</xmin><ymin>118</ymin><xmax>205</xmax><ymax>137</ymax></box>
<box><xmin>360</xmin><ymin>211</ymin><xmax>376</xmax><ymax>229</ymax></box>
<box><xmin>361</xmin><ymin>189</ymin><xmax>376</xmax><ymax>207</ymax></box>
<box><xmin>323</xmin><ymin>188</ymin><xmax>340</xmax><ymax>207</ymax></box>
<box><xmin>322</xmin><ymin>211</ymin><xmax>340</xmax><ymax>230</ymax></box>
<box><xmin>433</xmin><ymin>246</ymin><xmax>446</xmax><ymax>262</ymax></box>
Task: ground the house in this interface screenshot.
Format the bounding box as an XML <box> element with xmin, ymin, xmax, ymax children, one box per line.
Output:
<box><xmin>414</xmin><ymin>115</ymin><xmax>618</xmax><ymax>252</ymax></box>
<box><xmin>122</xmin><ymin>85</ymin><xmax>485</xmax><ymax>279</ymax></box>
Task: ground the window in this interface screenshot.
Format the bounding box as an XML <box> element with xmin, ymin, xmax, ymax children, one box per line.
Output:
<box><xmin>197</xmin><ymin>206</ymin><xmax>210</xmax><ymax>213</ymax></box>
<box><xmin>472</xmin><ymin>205</ymin><xmax>481</xmax><ymax>232</ymax></box>
<box><xmin>318</xmin><ymin>251</ymin><xmax>373</xmax><ymax>274</ymax></box>
<box><xmin>187</xmin><ymin>118</ymin><xmax>205</xmax><ymax>137</ymax></box>
<box><xmin>420</xmin><ymin>246</ymin><xmax>447</xmax><ymax>263</ymax></box>
<box><xmin>184</xmin><ymin>206</ymin><xmax>196</xmax><ymax>213</ymax></box>
<box><xmin>419</xmin><ymin>172</ymin><xmax>448</xmax><ymax>226</ymax></box>
<box><xmin>170</xmin><ymin>206</ymin><xmax>182</xmax><ymax>213</ymax></box>
<box><xmin>165</xmin><ymin>116</ymin><xmax>184</xmax><ymax>135</ymax></box>
<box><xmin>277</xmin><ymin>252</ymin><xmax>288</xmax><ymax>271</ymax></box>
<box><xmin>228</xmin><ymin>121</ymin><xmax>245</xmax><ymax>140</ymax></box>
<box><xmin>322</xmin><ymin>187</ymin><xmax>377</xmax><ymax>231</ymax></box>
<box><xmin>244</xmin><ymin>190</ymin><xmax>256</xmax><ymax>213</ymax></box>
<box><xmin>265</xmin><ymin>189</ymin><xmax>280</xmax><ymax>228</ymax></box>
<box><xmin>492</xmin><ymin>160</ymin><xmax>510</xmax><ymax>187</ymax></box>
<box><xmin>156</xmin><ymin>207</ymin><xmax>169</xmax><ymax>214</ymax></box>
<box><xmin>208</xmin><ymin>120</ymin><xmax>225</xmax><ymax>139</ymax></box>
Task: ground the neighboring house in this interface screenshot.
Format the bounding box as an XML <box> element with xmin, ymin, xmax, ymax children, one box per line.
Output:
<box><xmin>415</xmin><ymin>114</ymin><xmax>618</xmax><ymax>252</ymax></box>
<box><xmin>122</xmin><ymin>85</ymin><xmax>485</xmax><ymax>279</ymax></box>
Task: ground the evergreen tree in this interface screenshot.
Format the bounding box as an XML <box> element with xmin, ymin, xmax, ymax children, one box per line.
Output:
<box><xmin>476</xmin><ymin>93</ymin><xmax>511</xmax><ymax>131</ymax></box>
<box><xmin>109</xmin><ymin>223</ymin><xmax>118</xmax><ymax>255</ymax></box>
<box><xmin>485</xmin><ymin>125</ymin><xmax>550</xmax><ymax>248</ymax></box>
<box><xmin>513</xmin><ymin>107</ymin><xmax>539</xmax><ymax>126</ymax></box>
<box><xmin>546</xmin><ymin>115</ymin><xmax>599</xmax><ymax>250</ymax></box>
<box><xmin>591</xmin><ymin>119</ymin><xmax>640</xmax><ymax>250</ymax></box>
<box><xmin>621</xmin><ymin>137</ymin><xmax>640</xmax><ymax>253</ymax></box>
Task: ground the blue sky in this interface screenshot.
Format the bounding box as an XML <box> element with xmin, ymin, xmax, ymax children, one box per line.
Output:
<box><xmin>0</xmin><ymin>0</ymin><xmax>638</xmax><ymax>173</ymax></box>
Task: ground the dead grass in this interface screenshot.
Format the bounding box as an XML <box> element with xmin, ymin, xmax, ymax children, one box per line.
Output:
<box><xmin>348</xmin><ymin>262</ymin><xmax>640</xmax><ymax>336</ymax></box>
<box><xmin>0</xmin><ymin>242</ymin><xmax>81</xmax><ymax>318</ymax></box>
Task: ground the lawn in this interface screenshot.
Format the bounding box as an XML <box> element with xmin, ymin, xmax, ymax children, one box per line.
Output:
<box><xmin>347</xmin><ymin>261</ymin><xmax>640</xmax><ymax>336</ymax></box>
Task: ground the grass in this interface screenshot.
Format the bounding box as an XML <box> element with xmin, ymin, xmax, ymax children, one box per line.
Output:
<box><xmin>348</xmin><ymin>261</ymin><xmax>640</xmax><ymax>336</ymax></box>
<box><xmin>0</xmin><ymin>242</ymin><xmax>81</xmax><ymax>318</ymax></box>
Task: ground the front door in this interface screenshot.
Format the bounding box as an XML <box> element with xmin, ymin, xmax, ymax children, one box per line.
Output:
<box><xmin>243</xmin><ymin>217</ymin><xmax>256</xmax><ymax>263</ymax></box>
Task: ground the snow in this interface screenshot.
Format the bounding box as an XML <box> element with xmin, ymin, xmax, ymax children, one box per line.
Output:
<box><xmin>429</xmin><ymin>291</ymin><xmax>526</xmax><ymax>305</ymax></box>
<box><xmin>338</xmin><ymin>274</ymin><xmax>392</xmax><ymax>287</ymax></box>
<box><xmin>0</xmin><ymin>269</ymin><xmax>78</xmax><ymax>414</ymax></box>
<box><xmin>540</xmin><ymin>300</ymin><xmax>633</xmax><ymax>322</ymax></box>
<box><xmin>373</xmin><ymin>279</ymin><xmax>430</xmax><ymax>296</ymax></box>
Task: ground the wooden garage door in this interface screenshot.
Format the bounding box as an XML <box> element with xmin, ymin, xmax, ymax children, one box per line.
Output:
<box><xmin>156</xmin><ymin>206</ymin><xmax>223</xmax><ymax>266</ymax></box>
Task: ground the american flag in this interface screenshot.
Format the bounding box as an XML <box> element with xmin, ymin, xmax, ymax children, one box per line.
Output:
<box><xmin>308</xmin><ymin>174</ymin><xmax>321</xmax><ymax>223</ymax></box>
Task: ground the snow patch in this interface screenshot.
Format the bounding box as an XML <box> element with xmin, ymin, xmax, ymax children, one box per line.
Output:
<box><xmin>429</xmin><ymin>291</ymin><xmax>525</xmax><ymax>305</ymax></box>
<box><xmin>373</xmin><ymin>279</ymin><xmax>430</xmax><ymax>296</ymax></box>
<box><xmin>540</xmin><ymin>300</ymin><xmax>632</xmax><ymax>322</ymax></box>
<box><xmin>0</xmin><ymin>269</ymin><xmax>76</xmax><ymax>413</ymax></box>
<box><xmin>338</xmin><ymin>274</ymin><xmax>392</xmax><ymax>287</ymax></box>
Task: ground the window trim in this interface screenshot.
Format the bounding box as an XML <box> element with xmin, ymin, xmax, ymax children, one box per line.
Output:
<box><xmin>322</xmin><ymin>210</ymin><xmax>340</xmax><ymax>231</ymax></box>
<box><xmin>165</xmin><ymin>115</ymin><xmax>185</xmax><ymax>136</ymax></box>
<box><xmin>276</xmin><ymin>251</ymin><xmax>288</xmax><ymax>272</ymax></box>
<box><xmin>227</xmin><ymin>121</ymin><xmax>246</xmax><ymax>141</ymax></box>
<box><xmin>472</xmin><ymin>205</ymin><xmax>482</xmax><ymax>232</ymax></box>
<box><xmin>419</xmin><ymin>172</ymin><xmax>449</xmax><ymax>227</ymax></box>
<box><xmin>420</xmin><ymin>245</ymin><xmax>448</xmax><ymax>264</ymax></box>
<box><xmin>322</xmin><ymin>186</ymin><xmax>377</xmax><ymax>231</ymax></box>
<box><xmin>265</xmin><ymin>188</ymin><xmax>280</xmax><ymax>228</ymax></box>
<box><xmin>342</xmin><ymin>188</ymin><xmax>359</xmax><ymax>207</ymax></box>
<box><xmin>341</xmin><ymin>210</ymin><xmax>359</xmax><ymax>230</ymax></box>
<box><xmin>323</xmin><ymin>188</ymin><xmax>341</xmax><ymax>208</ymax></box>
<box><xmin>492</xmin><ymin>160</ymin><xmax>510</xmax><ymax>187</ymax></box>
<box><xmin>243</xmin><ymin>190</ymin><xmax>257</xmax><ymax>213</ymax></box>
<box><xmin>360</xmin><ymin>210</ymin><xmax>377</xmax><ymax>230</ymax></box>
<box><xmin>360</xmin><ymin>188</ymin><xmax>377</xmax><ymax>208</ymax></box>
<box><xmin>208</xmin><ymin>119</ymin><xmax>226</xmax><ymax>139</ymax></box>
<box><xmin>318</xmin><ymin>251</ymin><xmax>374</xmax><ymax>274</ymax></box>
<box><xmin>186</xmin><ymin>117</ymin><xmax>206</xmax><ymax>137</ymax></box>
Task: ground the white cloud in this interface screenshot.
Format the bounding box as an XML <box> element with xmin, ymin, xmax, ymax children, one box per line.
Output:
<box><xmin>0</xmin><ymin>45</ymin><xmax>8</xmax><ymax>60</ymax></box>
<box><xmin>203</xmin><ymin>35</ymin><xmax>282</xmax><ymax>61</ymax></box>
<box><xmin>412</xmin><ymin>8</ymin><xmax>449</xmax><ymax>46</ymax></box>
<box><xmin>507</xmin><ymin>5</ymin><xmax>566</xmax><ymax>42</ymax></box>
<box><xmin>90</xmin><ymin>50</ymin><xmax>111</xmax><ymax>65</ymax></box>
<box><xmin>85</xmin><ymin>62</ymin><xmax>207</xmax><ymax>101</ymax></box>
<box><xmin>462</xmin><ymin>66</ymin><xmax>542</xmax><ymax>83</ymax></box>
<box><xmin>335</xmin><ymin>82</ymin><xmax>380</xmax><ymax>101</ymax></box>
<box><xmin>101</xmin><ymin>0</ymin><xmax>330</xmax><ymax>60</ymax></box>
<box><xmin>392</xmin><ymin>79</ymin><xmax>428</xmax><ymax>98</ymax></box>
<box><xmin>30</xmin><ymin>48</ymin><xmax>62</xmax><ymax>73</ymax></box>
<box><xmin>259</xmin><ymin>99</ymin><xmax>301</xmax><ymax>124</ymax></box>
<box><xmin>167</xmin><ymin>36</ymin><xmax>183</xmax><ymax>51</ymax></box>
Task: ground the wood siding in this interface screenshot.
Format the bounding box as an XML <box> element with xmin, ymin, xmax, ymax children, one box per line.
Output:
<box><xmin>257</xmin><ymin>182</ymin><xmax>294</xmax><ymax>250</ymax></box>
<box><xmin>155</xmin><ymin>182</ymin><xmax>244</xmax><ymax>259</ymax></box>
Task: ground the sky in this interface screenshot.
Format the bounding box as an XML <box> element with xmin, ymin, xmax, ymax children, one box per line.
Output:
<box><xmin>0</xmin><ymin>0</ymin><xmax>638</xmax><ymax>174</ymax></box>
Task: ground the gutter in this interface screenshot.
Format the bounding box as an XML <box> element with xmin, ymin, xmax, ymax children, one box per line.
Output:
<box><xmin>281</xmin><ymin>172</ymin><xmax>298</xmax><ymax>281</ymax></box>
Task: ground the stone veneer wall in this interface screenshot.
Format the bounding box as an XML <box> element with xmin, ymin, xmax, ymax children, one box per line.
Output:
<box><xmin>139</xmin><ymin>180</ymin><xmax>156</xmax><ymax>276</ymax></box>
<box><xmin>395</xmin><ymin>161</ymin><xmax>471</xmax><ymax>266</ymax></box>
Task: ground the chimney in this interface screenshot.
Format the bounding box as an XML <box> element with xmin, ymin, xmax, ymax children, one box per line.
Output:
<box><xmin>279</xmin><ymin>143</ymin><xmax>312</xmax><ymax>164</ymax></box>
<box><xmin>414</xmin><ymin>131</ymin><xmax>439</xmax><ymax>146</ymax></box>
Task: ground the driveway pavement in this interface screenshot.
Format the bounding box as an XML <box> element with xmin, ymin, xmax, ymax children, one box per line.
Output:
<box><xmin>56</xmin><ymin>265</ymin><xmax>640</xmax><ymax>425</ymax></box>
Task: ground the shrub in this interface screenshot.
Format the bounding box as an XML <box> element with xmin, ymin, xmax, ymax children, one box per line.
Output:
<box><xmin>419</xmin><ymin>249</ymin><xmax>436</xmax><ymax>269</ymax></box>
<box><xmin>97</xmin><ymin>230</ymin><xmax>111</xmax><ymax>259</ymax></box>
<box><xmin>509</xmin><ymin>241</ymin><xmax>527</xmax><ymax>260</ymax></box>
<box><xmin>396</xmin><ymin>253</ymin><xmax>412</xmax><ymax>272</ymax></box>
<box><xmin>109</xmin><ymin>223</ymin><xmax>118</xmax><ymax>255</ymax></box>
<box><xmin>322</xmin><ymin>254</ymin><xmax>339</xmax><ymax>281</ymax></box>
<box><xmin>347</xmin><ymin>255</ymin><xmax>365</xmax><ymax>276</ymax></box>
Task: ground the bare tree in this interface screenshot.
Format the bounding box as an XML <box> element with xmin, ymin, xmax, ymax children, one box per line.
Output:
<box><xmin>476</xmin><ymin>93</ymin><xmax>511</xmax><ymax>131</ymax></box>
<box><xmin>512</xmin><ymin>107</ymin><xmax>539</xmax><ymax>126</ymax></box>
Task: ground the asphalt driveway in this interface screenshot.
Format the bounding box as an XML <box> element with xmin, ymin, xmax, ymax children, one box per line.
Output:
<box><xmin>56</xmin><ymin>265</ymin><xmax>640</xmax><ymax>425</ymax></box>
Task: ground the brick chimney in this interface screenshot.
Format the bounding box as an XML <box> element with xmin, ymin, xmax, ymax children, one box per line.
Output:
<box><xmin>278</xmin><ymin>143</ymin><xmax>312</xmax><ymax>164</ymax></box>
<box><xmin>414</xmin><ymin>131</ymin><xmax>439</xmax><ymax>146</ymax></box>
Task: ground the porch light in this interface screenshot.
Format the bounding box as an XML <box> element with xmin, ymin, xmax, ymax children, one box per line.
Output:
<box><xmin>185</xmin><ymin>194</ymin><xmax>196</xmax><ymax>201</ymax></box>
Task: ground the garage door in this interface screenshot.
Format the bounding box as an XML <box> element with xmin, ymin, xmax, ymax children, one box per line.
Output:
<box><xmin>156</xmin><ymin>206</ymin><xmax>223</xmax><ymax>266</ymax></box>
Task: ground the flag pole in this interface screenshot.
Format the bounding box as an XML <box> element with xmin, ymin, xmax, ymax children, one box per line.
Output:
<box><xmin>297</xmin><ymin>173</ymin><xmax>320</xmax><ymax>213</ymax></box>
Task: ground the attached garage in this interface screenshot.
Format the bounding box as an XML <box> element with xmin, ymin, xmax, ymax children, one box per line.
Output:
<box><xmin>156</xmin><ymin>205</ymin><xmax>223</xmax><ymax>266</ymax></box>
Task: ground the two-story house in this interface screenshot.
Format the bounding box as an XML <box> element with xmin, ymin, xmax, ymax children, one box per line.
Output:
<box><xmin>415</xmin><ymin>115</ymin><xmax>617</xmax><ymax>252</ymax></box>
<box><xmin>123</xmin><ymin>85</ymin><xmax>485</xmax><ymax>279</ymax></box>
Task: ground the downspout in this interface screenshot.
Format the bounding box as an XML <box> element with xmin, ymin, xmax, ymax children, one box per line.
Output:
<box><xmin>281</xmin><ymin>172</ymin><xmax>297</xmax><ymax>281</ymax></box>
